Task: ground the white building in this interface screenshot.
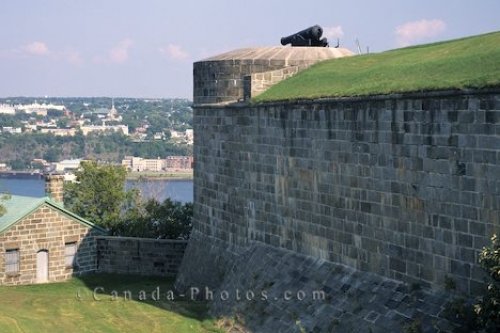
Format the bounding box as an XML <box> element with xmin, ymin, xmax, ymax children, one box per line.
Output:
<box><xmin>0</xmin><ymin>104</ymin><xmax>15</xmax><ymax>115</ymax></box>
<box><xmin>122</xmin><ymin>156</ymin><xmax>163</xmax><ymax>172</ymax></box>
<box><xmin>40</xmin><ymin>128</ymin><xmax>76</xmax><ymax>136</ymax></box>
<box><xmin>170</xmin><ymin>129</ymin><xmax>193</xmax><ymax>144</ymax></box>
<box><xmin>53</xmin><ymin>159</ymin><xmax>82</xmax><ymax>173</ymax></box>
<box><xmin>16</xmin><ymin>102</ymin><xmax>65</xmax><ymax>115</ymax></box>
<box><xmin>122</xmin><ymin>156</ymin><xmax>193</xmax><ymax>172</ymax></box>
<box><xmin>170</xmin><ymin>130</ymin><xmax>183</xmax><ymax>139</ymax></box>
<box><xmin>1</xmin><ymin>127</ymin><xmax>22</xmax><ymax>134</ymax></box>
<box><xmin>185</xmin><ymin>129</ymin><xmax>194</xmax><ymax>144</ymax></box>
<box><xmin>80</xmin><ymin>125</ymin><xmax>129</xmax><ymax>136</ymax></box>
<box><xmin>23</xmin><ymin>124</ymin><xmax>38</xmax><ymax>132</ymax></box>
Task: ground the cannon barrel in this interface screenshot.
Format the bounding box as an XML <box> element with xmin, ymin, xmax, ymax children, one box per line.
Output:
<box><xmin>280</xmin><ymin>25</ymin><xmax>328</xmax><ymax>47</ymax></box>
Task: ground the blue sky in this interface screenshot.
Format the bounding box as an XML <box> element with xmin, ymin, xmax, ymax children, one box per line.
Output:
<box><xmin>1</xmin><ymin>0</ymin><xmax>499</xmax><ymax>99</ymax></box>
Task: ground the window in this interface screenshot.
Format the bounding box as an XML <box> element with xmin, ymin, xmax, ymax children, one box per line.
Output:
<box><xmin>65</xmin><ymin>242</ymin><xmax>77</xmax><ymax>268</ymax></box>
<box><xmin>5</xmin><ymin>249</ymin><xmax>20</xmax><ymax>274</ymax></box>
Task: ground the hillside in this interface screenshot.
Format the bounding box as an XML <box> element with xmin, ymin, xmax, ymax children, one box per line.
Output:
<box><xmin>254</xmin><ymin>31</ymin><xmax>500</xmax><ymax>102</ymax></box>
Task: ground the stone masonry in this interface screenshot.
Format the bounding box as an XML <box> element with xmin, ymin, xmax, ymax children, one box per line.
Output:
<box><xmin>45</xmin><ymin>174</ymin><xmax>64</xmax><ymax>204</ymax></box>
<box><xmin>96</xmin><ymin>236</ymin><xmax>187</xmax><ymax>277</ymax></box>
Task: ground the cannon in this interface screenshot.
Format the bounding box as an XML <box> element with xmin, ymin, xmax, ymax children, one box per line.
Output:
<box><xmin>280</xmin><ymin>25</ymin><xmax>329</xmax><ymax>47</ymax></box>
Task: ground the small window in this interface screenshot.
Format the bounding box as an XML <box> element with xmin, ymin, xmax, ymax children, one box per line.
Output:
<box><xmin>5</xmin><ymin>249</ymin><xmax>20</xmax><ymax>274</ymax></box>
<box><xmin>65</xmin><ymin>242</ymin><xmax>77</xmax><ymax>268</ymax></box>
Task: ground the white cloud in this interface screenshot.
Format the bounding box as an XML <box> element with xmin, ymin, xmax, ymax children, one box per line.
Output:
<box><xmin>395</xmin><ymin>19</ymin><xmax>446</xmax><ymax>47</ymax></box>
<box><xmin>323</xmin><ymin>26</ymin><xmax>344</xmax><ymax>40</ymax></box>
<box><xmin>64</xmin><ymin>50</ymin><xmax>84</xmax><ymax>66</ymax></box>
<box><xmin>23</xmin><ymin>41</ymin><xmax>50</xmax><ymax>56</ymax></box>
<box><xmin>1</xmin><ymin>42</ymin><xmax>85</xmax><ymax>67</ymax></box>
<box><xmin>159</xmin><ymin>43</ymin><xmax>190</xmax><ymax>61</ymax></box>
<box><xmin>108</xmin><ymin>39</ymin><xmax>133</xmax><ymax>64</ymax></box>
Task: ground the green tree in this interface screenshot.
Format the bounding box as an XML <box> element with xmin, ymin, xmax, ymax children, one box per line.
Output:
<box><xmin>0</xmin><ymin>193</ymin><xmax>11</xmax><ymax>217</ymax></box>
<box><xmin>43</xmin><ymin>147</ymin><xmax>61</xmax><ymax>162</ymax></box>
<box><xmin>64</xmin><ymin>161</ymin><xmax>128</xmax><ymax>229</ymax></box>
<box><xmin>10</xmin><ymin>158</ymin><xmax>29</xmax><ymax>170</ymax></box>
<box><xmin>56</xmin><ymin>117</ymin><xmax>70</xmax><ymax>128</ymax></box>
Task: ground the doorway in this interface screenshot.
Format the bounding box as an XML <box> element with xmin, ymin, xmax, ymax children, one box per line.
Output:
<box><xmin>36</xmin><ymin>250</ymin><xmax>49</xmax><ymax>283</ymax></box>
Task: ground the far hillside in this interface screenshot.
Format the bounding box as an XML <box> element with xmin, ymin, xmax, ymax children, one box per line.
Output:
<box><xmin>254</xmin><ymin>31</ymin><xmax>500</xmax><ymax>102</ymax></box>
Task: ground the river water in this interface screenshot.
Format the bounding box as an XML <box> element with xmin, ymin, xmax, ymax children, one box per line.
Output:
<box><xmin>0</xmin><ymin>178</ymin><xmax>193</xmax><ymax>203</ymax></box>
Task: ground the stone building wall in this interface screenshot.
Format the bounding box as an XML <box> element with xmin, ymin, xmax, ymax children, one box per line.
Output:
<box><xmin>0</xmin><ymin>204</ymin><xmax>101</xmax><ymax>285</ymax></box>
<box><xmin>179</xmin><ymin>89</ymin><xmax>500</xmax><ymax>296</ymax></box>
<box><xmin>96</xmin><ymin>236</ymin><xmax>187</xmax><ymax>277</ymax></box>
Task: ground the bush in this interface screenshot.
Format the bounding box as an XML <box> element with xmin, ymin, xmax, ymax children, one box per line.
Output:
<box><xmin>112</xmin><ymin>198</ymin><xmax>193</xmax><ymax>240</ymax></box>
<box><xmin>474</xmin><ymin>234</ymin><xmax>500</xmax><ymax>332</ymax></box>
<box><xmin>445</xmin><ymin>234</ymin><xmax>500</xmax><ymax>332</ymax></box>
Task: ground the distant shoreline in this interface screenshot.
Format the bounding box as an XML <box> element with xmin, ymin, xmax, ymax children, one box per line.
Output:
<box><xmin>0</xmin><ymin>171</ymin><xmax>193</xmax><ymax>181</ymax></box>
<box><xmin>0</xmin><ymin>171</ymin><xmax>44</xmax><ymax>180</ymax></box>
<box><xmin>126</xmin><ymin>171</ymin><xmax>193</xmax><ymax>180</ymax></box>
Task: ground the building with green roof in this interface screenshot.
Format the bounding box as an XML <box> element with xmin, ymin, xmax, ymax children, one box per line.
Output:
<box><xmin>0</xmin><ymin>176</ymin><xmax>106</xmax><ymax>285</ymax></box>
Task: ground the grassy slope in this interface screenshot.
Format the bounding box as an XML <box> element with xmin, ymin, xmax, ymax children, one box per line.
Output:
<box><xmin>255</xmin><ymin>31</ymin><xmax>500</xmax><ymax>102</ymax></box>
<box><xmin>0</xmin><ymin>274</ymin><xmax>222</xmax><ymax>333</ymax></box>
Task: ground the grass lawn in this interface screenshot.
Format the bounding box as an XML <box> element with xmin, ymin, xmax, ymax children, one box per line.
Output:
<box><xmin>0</xmin><ymin>274</ymin><xmax>222</xmax><ymax>333</ymax></box>
<box><xmin>254</xmin><ymin>31</ymin><xmax>500</xmax><ymax>102</ymax></box>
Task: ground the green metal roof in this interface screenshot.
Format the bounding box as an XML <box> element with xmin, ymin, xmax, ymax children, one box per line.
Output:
<box><xmin>0</xmin><ymin>194</ymin><xmax>107</xmax><ymax>234</ymax></box>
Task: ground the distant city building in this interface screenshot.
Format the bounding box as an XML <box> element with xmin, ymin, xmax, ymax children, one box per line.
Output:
<box><xmin>0</xmin><ymin>163</ymin><xmax>8</xmax><ymax>170</ymax></box>
<box><xmin>80</xmin><ymin>125</ymin><xmax>129</xmax><ymax>136</ymax></box>
<box><xmin>23</xmin><ymin>124</ymin><xmax>38</xmax><ymax>132</ymax></box>
<box><xmin>53</xmin><ymin>159</ymin><xmax>83</xmax><ymax>173</ymax></box>
<box><xmin>122</xmin><ymin>156</ymin><xmax>162</xmax><ymax>172</ymax></box>
<box><xmin>107</xmin><ymin>99</ymin><xmax>122</xmax><ymax>122</ymax></box>
<box><xmin>170</xmin><ymin>130</ymin><xmax>183</xmax><ymax>139</ymax></box>
<box><xmin>122</xmin><ymin>156</ymin><xmax>141</xmax><ymax>171</ymax></box>
<box><xmin>92</xmin><ymin>99</ymin><xmax>122</xmax><ymax>124</ymax></box>
<box><xmin>40</xmin><ymin>128</ymin><xmax>76</xmax><ymax>137</ymax></box>
<box><xmin>0</xmin><ymin>104</ymin><xmax>16</xmax><ymax>115</ymax></box>
<box><xmin>170</xmin><ymin>129</ymin><xmax>194</xmax><ymax>145</ymax></box>
<box><xmin>153</xmin><ymin>132</ymin><xmax>165</xmax><ymax>140</ymax></box>
<box><xmin>164</xmin><ymin>156</ymin><xmax>193</xmax><ymax>170</ymax></box>
<box><xmin>15</xmin><ymin>102</ymin><xmax>65</xmax><ymax>116</ymax></box>
<box><xmin>36</xmin><ymin>121</ymin><xmax>57</xmax><ymax>128</ymax></box>
<box><xmin>122</xmin><ymin>156</ymin><xmax>193</xmax><ymax>172</ymax></box>
<box><xmin>1</xmin><ymin>127</ymin><xmax>22</xmax><ymax>134</ymax></box>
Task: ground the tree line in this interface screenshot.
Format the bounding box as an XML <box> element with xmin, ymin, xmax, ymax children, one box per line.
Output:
<box><xmin>0</xmin><ymin>132</ymin><xmax>192</xmax><ymax>170</ymax></box>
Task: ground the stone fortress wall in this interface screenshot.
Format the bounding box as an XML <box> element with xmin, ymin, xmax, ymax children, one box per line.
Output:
<box><xmin>177</xmin><ymin>46</ymin><xmax>500</xmax><ymax>332</ymax></box>
<box><xmin>96</xmin><ymin>236</ymin><xmax>187</xmax><ymax>277</ymax></box>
